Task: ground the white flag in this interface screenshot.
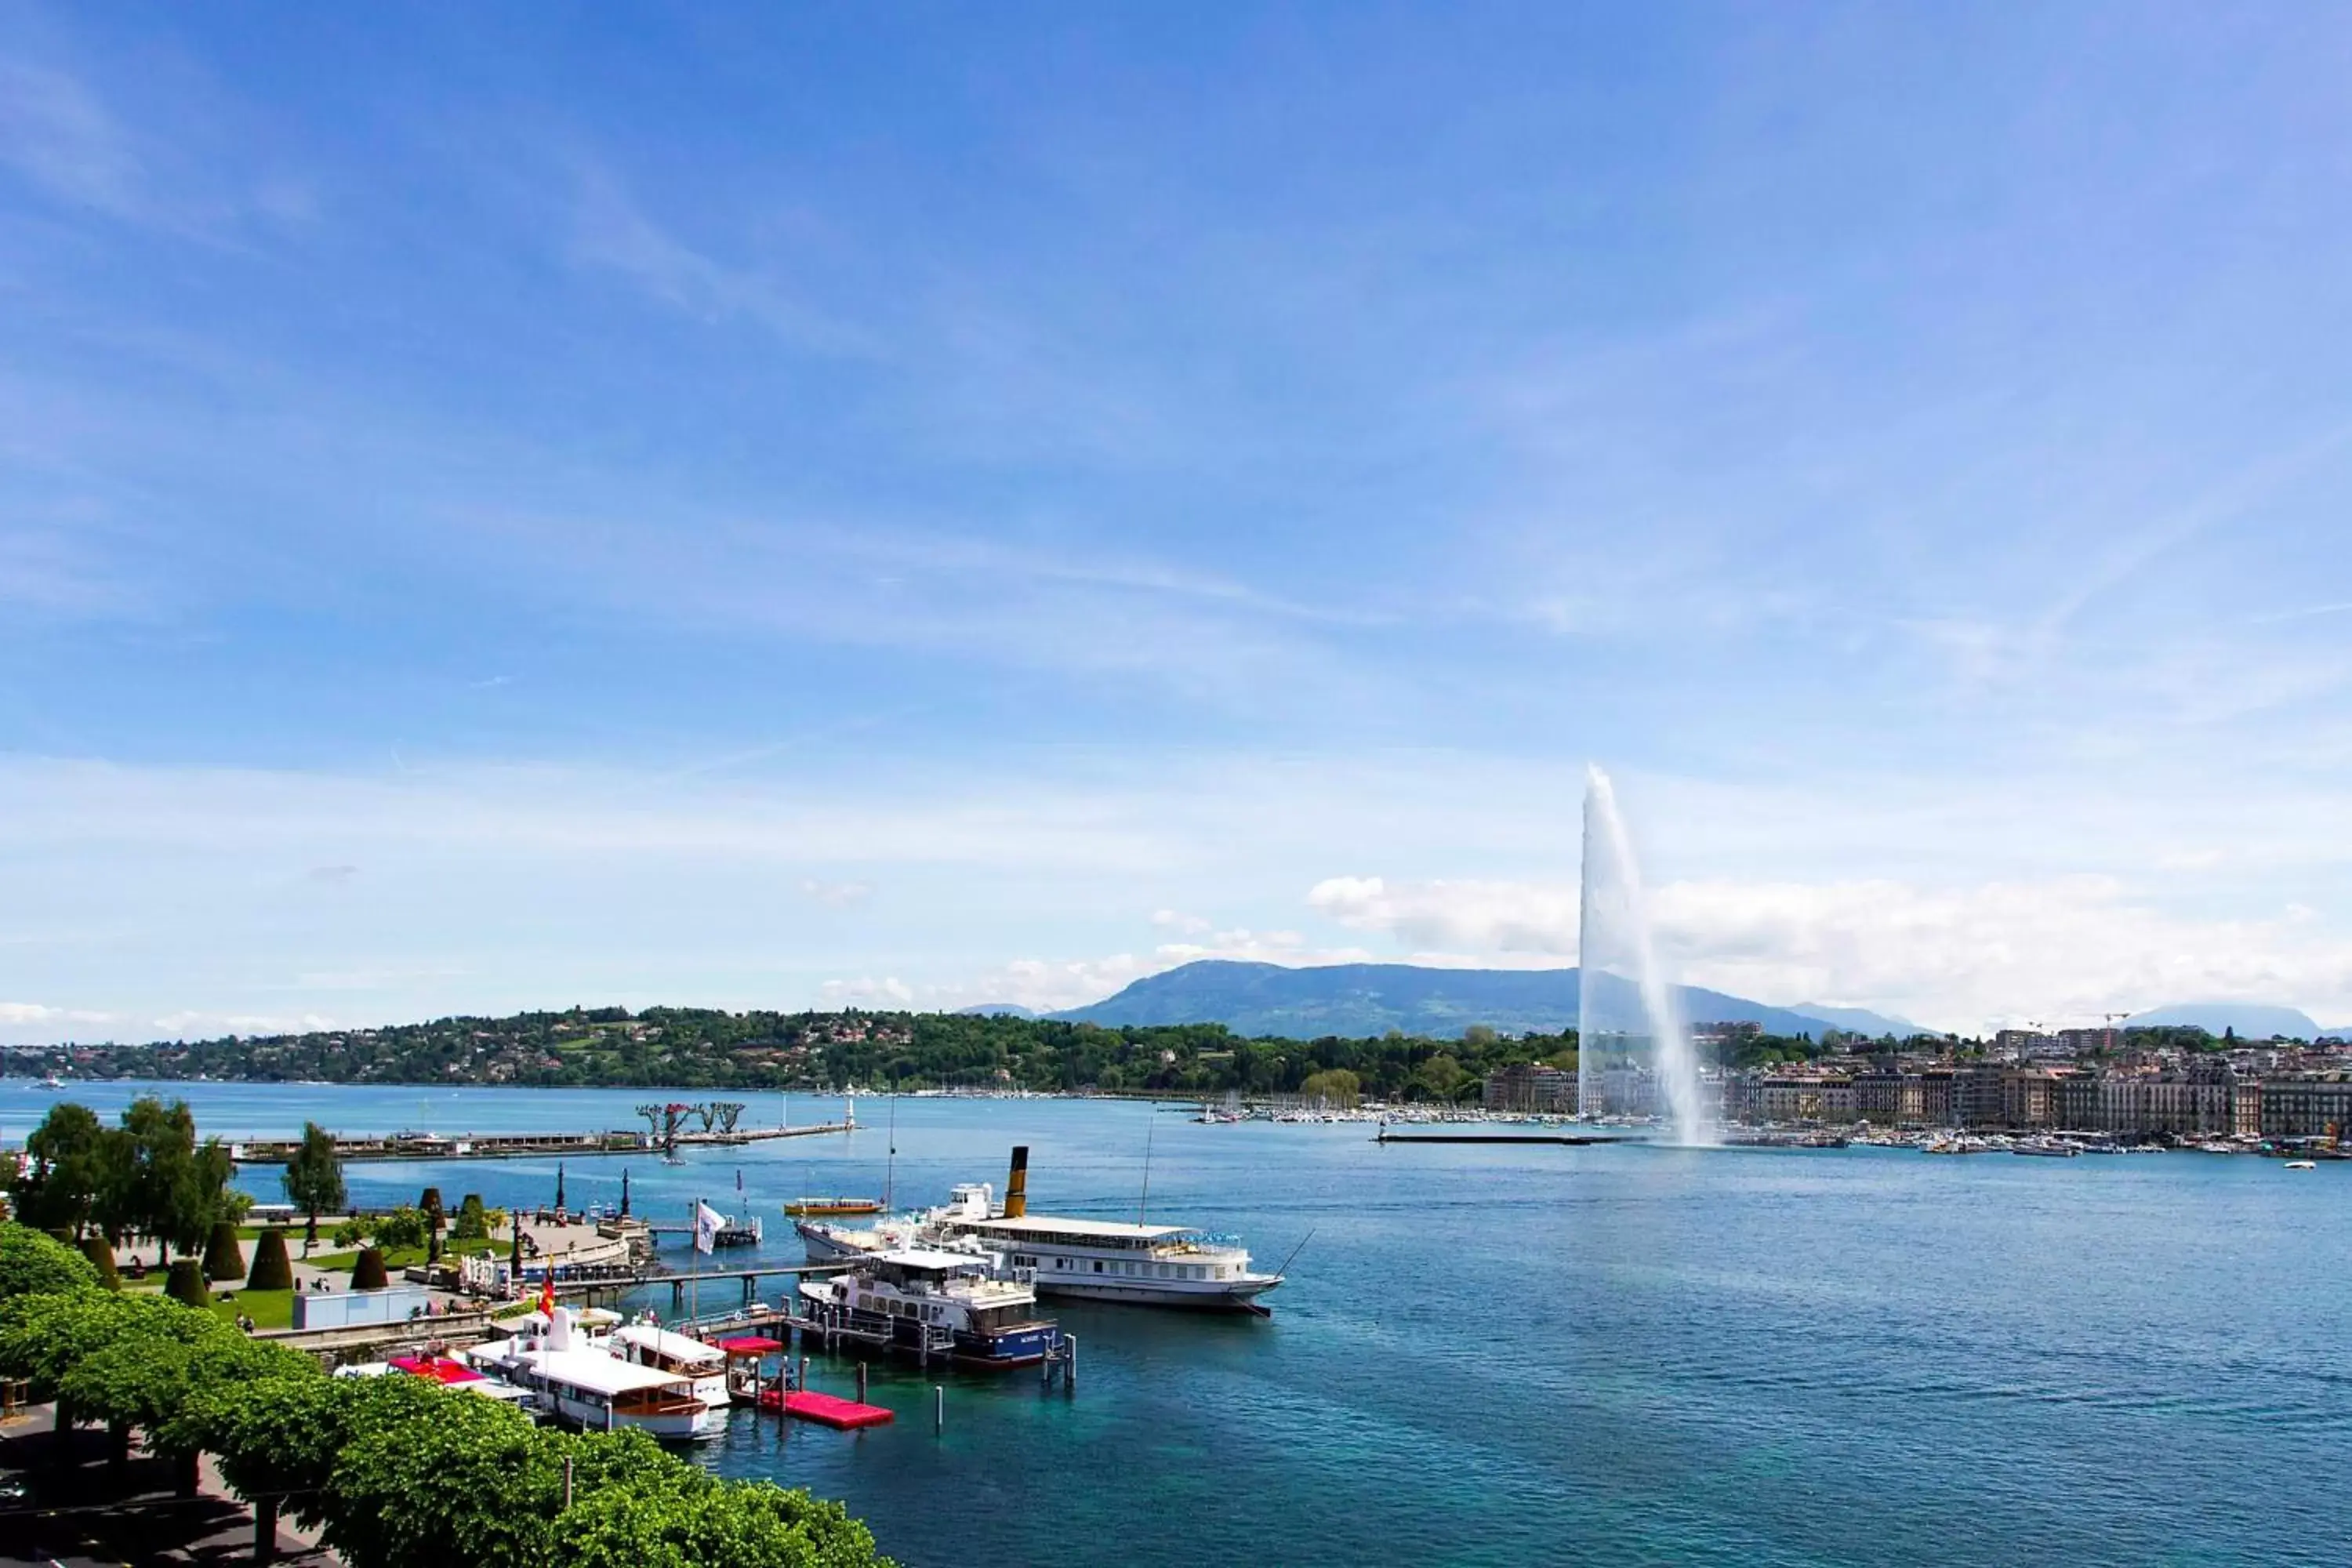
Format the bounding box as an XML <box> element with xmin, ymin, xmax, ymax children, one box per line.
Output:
<box><xmin>694</xmin><ymin>1200</ymin><xmax>724</xmax><ymax>1255</ymax></box>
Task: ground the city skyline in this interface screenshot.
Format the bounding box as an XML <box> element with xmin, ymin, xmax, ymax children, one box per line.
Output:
<box><xmin>5</xmin><ymin>4</ymin><xmax>2352</xmax><ymax>1040</ymax></box>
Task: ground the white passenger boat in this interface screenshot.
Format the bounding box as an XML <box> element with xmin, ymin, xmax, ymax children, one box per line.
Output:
<box><xmin>608</xmin><ymin>1321</ymin><xmax>731</xmax><ymax>1411</ymax></box>
<box><xmin>942</xmin><ymin>1147</ymin><xmax>1282</xmax><ymax>1314</ymax></box>
<box><xmin>804</xmin><ymin>1148</ymin><xmax>1287</xmax><ymax>1314</ymax></box>
<box><xmin>797</xmin><ymin>1247</ymin><xmax>1061</xmax><ymax>1368</ymax></box>
<box><xmin>470</xmin><ymin>1306</ymin><xmax>719</xmax><ymax>1440</ymax></box>
<box><xmin>937</xmin><ymin>1214</ymin><xmax>1283</xmax><ymax>1313</ymax></box>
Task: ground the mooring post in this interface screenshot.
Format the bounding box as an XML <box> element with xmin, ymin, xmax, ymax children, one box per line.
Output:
<box><xmin>1066</xmin><ymin>1333</ymin><xmax>1077</xmax><ymax>1393</ymax></box>
<box><xmin>933</xmin><ymin>1384</ymin><xmax>944</xmax><ymax>1435</ymax></box>
<box><xmin>799</xmin><ymin>1353</ymin><xmax>810</xmax><ymax>1392</ymax></box>
<box><xmin>856</xmin><ymin>1362</ymin><xmax>867</xmax><ymax>1403</ymax></box>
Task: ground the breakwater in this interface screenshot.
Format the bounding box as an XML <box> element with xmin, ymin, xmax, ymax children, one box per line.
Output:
<box><xmin>223</xmin><ymin>1120</ymin><xmax>852</xmax><ymax>1163</ymax></box>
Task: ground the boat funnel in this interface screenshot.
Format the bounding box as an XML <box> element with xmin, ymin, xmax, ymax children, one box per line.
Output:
<box><xmin>549</xmin><ymin>1304</ymin><xmax>574</xmax><ymax>1351</ymax></box>
<box><xmin>1004</xmin><ymin>1145</ymin><xmax>1029</xmax><ymax>1218</ymax></box>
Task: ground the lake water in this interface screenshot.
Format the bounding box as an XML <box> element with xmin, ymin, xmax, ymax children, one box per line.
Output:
<box><xmin>4</xmin><ymin>1080</ymin><xmax>2342</xmax><ymax>1566</ymax></box>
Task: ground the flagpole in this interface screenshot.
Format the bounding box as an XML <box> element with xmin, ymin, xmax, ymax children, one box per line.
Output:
<box><xmin>690</xmin><ymin>1199</ymin><xmax>699</xmax><ymax>1328</ymax></box>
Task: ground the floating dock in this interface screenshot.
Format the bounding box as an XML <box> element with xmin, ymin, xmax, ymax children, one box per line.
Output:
<box><xmin>760</xmin><ymin>1388</ymin><xmax>895</xmax><ymax>1429</ymax></box>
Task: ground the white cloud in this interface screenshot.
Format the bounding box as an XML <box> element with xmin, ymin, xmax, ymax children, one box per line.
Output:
<box><xmin>0</xmin><ymin>1002</ymin><xmax>111</xmax><ymax>1025</ymax></box>
<box><xmin>818</xmin><ymin>976</ymin><xmax>913</xmax><ymax>1007</ymax></box>
<box><xmin>146</xmin><ymin>1011</ymin><xmax>337</xmax><ymax>1038</ymax></box>
<box><xmin>798</xmin><ymin>879</ymin><xmax>873</xmax><ymax>907</ymax></box>
<box><xmin>1309</xmin><ymin>876</ymin><xmax>1581</xmax><ymax>956</ymax></box>
<box><xmin>1305</xmin><ymin>872</ymin><xmax>2352</xmax><ymax>1033</ymax></box>
<box><xmin>1150</xmin><ymin>909</ymin><xmax>1212</xmax><ymax>935</ymax></box>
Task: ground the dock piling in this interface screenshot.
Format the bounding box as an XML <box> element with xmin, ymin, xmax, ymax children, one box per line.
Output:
<box><xmin>856</xmin><ymin>1363</ymin><xmax>867</xmax><ymax>1403</ymax></box>
<box><xmin>933</xmin><ymin>1385</ymin><xmax>943</xmax><ymax>1435</ymax></box>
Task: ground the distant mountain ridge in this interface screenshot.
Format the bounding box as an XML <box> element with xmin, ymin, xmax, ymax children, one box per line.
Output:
<box><xmin>1049</xmin><ymin>960</ymin><xmax>1921</xmax><ymax>1040</ymax></box>
<box><xmin>2125</xmin><ymin>1002</ymin><xmax>2325</xmax><ymax>1039</ymax></box>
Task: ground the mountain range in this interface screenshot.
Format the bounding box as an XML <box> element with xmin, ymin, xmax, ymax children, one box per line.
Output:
<box><xmin>2123</xmin><ymin>1002</ymin><xmax>2331</xmax><ymax>1039</ymax></box>
<box><xmin>1047</xmin><ymin>960</ymin><xmax>1926</xmax><ymax>1041</ymax></box>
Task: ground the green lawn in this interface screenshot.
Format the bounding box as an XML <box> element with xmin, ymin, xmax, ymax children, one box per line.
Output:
<box><xmin>205</xmin><ymin>1288</ymin><xmax>294</xmax><ymax>1330</ymax></box>
<box><xmin>303</xmin><ymin>1236</ymin><xmax>500</xmax><ymax>1273</ymax></box>
<box><xmin>115</xmin><ymin>1278</ymin><xmax>293</xmax><ymax>1329</ymax></box>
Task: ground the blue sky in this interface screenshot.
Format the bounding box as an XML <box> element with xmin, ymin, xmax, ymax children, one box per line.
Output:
<box><xmin>4</xmin><ymin>2</ymin><xmax>2350</xmax><ymax>1040</ymax></box>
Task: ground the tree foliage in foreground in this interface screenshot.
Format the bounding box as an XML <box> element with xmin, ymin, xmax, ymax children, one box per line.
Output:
<box><xmin>0</xmin><ymin>1221</ymin><xmax>892</xmax><ymax>1568</ymax></box>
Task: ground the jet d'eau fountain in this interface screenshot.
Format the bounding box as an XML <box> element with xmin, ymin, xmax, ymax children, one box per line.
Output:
<box><xmin>1577</xmin><ymin>766</ymin><xmax>1712</xmax><ymax>1145</ymax></box>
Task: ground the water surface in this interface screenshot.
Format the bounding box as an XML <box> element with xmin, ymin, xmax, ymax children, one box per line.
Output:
<box><xmin>3</xmin><ymin>1083</ymin><xmax>2338</xmax><ymax>1566</ymax></box>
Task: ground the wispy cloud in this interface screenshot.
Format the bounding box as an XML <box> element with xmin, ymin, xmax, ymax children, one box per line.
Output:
<box><xmin>0</xmin><ymin>60</ymin><xmax>145</xmax><ymax>220</ymax></box>
<box><xmin>566</xmin><ymin>162</ymin><xmax>873</xmax><ymax>357</ymax></box>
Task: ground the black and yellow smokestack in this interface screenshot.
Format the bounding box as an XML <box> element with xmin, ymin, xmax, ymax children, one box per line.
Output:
<box><xmin>1004</xmin><ymin>1145</ymin><xmax>1029</xmax><ymax>1219</ymax></box>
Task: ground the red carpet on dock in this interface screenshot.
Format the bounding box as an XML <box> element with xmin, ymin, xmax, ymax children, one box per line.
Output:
<box><xmin>759</xmin><ymin>1388</ymin><xmax>895</xmax><ymax>1428</ymax></box>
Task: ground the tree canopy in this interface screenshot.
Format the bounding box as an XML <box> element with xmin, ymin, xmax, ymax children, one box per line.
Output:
<box><xmin>0</xmin><ymin>1218</ymin><xmax>894</xmax><ymax>1568</ymax></box>
<box><xmin>283</xmin><ymin>1120</ymin><xmax>347</xmax><ymax>1248</ymax></box>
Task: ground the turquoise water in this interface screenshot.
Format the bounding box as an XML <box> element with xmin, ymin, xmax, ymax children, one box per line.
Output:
<box><xmin>5</xmin><ymin>1082</ymin><xmax>2344</xmax><ymax>1565</ymax></box>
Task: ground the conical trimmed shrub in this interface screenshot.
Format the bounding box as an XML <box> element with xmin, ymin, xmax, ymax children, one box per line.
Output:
<box><xmin>202</xmin><ymin>1219</ymin><xmax>246</xmax><ymax>1283</ymax></box>
<box><xmin>350</xmin><ymin>1247</ymin><xmax>389</xmax><ymax>1290</ymax></box>
<box><xmin>454</xmin><ymin>1193</ymin><xmax>488</xmax><ymax>1240</ymax></box>
<box><xmin>246</xmin><ymin>1227</ymin><xmax>294</xmax><ymax>1292</ymax></box>
<box><xmin>166</xmin><ymin>1258</ymin><xmax>211</xmax><ymax>1308</ymax></box>
<box><xmin>78</xmin><ymin>1234</ymin><xmax>121</xmax><ymax>1290</ymax></box>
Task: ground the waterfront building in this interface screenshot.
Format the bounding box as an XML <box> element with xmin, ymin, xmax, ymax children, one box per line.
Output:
<box><xmin>1483</xmin><ymin>1062</ymin><xmax>1574</xmax><ymax>1112</ymax></box>
<box><xmin>2259</xmin><ymin>1076</ymin><xmax>2352</xmax><ymax>1138</ymax></box>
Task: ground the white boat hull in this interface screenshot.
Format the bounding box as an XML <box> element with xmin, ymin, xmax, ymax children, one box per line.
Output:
<box><xmin>540</xmin><ymin>1385</ymin><xmax>722</xmax><ymax>1440</ymax></box>
<box><xmin>1033</xmin><ymin>1277</ymin><xmax>1280</xmax><ymax>1310</ymax></box>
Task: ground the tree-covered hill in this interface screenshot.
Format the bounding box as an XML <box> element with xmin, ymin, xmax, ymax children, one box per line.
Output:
<box><xmin>4</xmin><ymin>1007</ymin><xmax>1624</xmax><ymax>1103</ymax></box>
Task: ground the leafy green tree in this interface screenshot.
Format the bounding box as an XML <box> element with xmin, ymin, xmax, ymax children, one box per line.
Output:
<box><xmin>283</xmin><ymin>1123</ymin><xmax>347</xmax><ymax>1255</ymax></box>
<box><xmin>9</xmin><ymin>1102</ymin><xmax>111</xmax><ymax>1237</ymax></box>
<box><xmin>372</xmin><ymin>1206</ymin><xmax>429</xmax><ymax>1252</ymax></box>
<box><xmin>167</xmin><ymin>1367</ymin><xmax>351</xmax><ymax>1549</ymax></box>
<box><xmin>63</xmin><ymin>1319</ymin><xmax>304</xmax><ymax>1497</ymax></box>
<box><xmin>112</xmin><ymin>1098</ymin><xmax>235</xmax><ymax>1262</ymax></box>
<box><xmin>324</xmin><ymin>1382</ymin><xmax>561</xmax><ymax>1568</ymax></box>
<box><xmin>1298</xmin><ymin>1069</ymin><xmax>1361</xmax><ymax>1109</ymax></box>
<box><xmin>1414</xmin><ymin>1053</ymin><xmax>1467</xmax><ymax>1102</ymax></box>
<box><xmin>552</xmin><ymin>1432</ymin><xmax>887</xmax><ymax>1568</ymax></box>
<box><xmin>0</xmin><ymin>1222</ymin><xmax>100</xmax><ymax>1301</ymax></box>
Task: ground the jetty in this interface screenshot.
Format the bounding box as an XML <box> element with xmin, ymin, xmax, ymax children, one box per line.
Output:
<box><xmin>1374</xmin><ymin>1127</ymin><xmax>1642</xmax><ymax>1145</ymax></box>
<box><xmin>224</xmin><ymin>1120</ymin><xmax>852</xmax><ymax>1165</ymax></box>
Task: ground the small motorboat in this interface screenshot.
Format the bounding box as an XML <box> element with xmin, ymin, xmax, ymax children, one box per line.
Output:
<box><xmin>2285</xmin><ymin>1160</ymin><xmax>2318</xmax><ymax>1171</ymax></box>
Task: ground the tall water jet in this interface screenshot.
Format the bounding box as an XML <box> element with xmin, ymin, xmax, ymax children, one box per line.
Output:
<box><xmin>1577</xmin><ymin>766</ymin><xmax>1710</xmax><ymax>1145</ymax></box>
